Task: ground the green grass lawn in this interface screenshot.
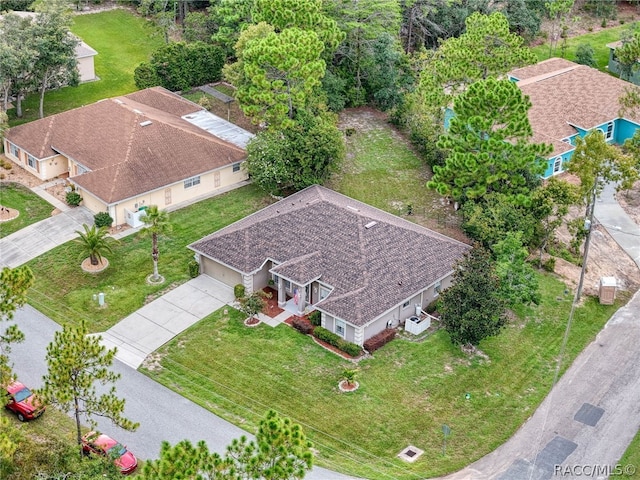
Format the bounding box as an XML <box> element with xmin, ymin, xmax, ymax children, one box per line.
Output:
<box><xmin>8</xmin><ymin>9</ymin><xmax>163</xmax><ymax>126</ymax></box>
<box><xmin>618</xmin><ymin>431</ymin><xmax>640</xmax><ymax>478</ymax></box>
<box><xmin>141</xmin><ymin>275</ymin><xmax>623</xmax><ymax>479</ymax></box>
<box><xmin>0</xmin><ymin>182</ymin><xmax>53</xmax><ymax>238</ymax></box>
<box><xmin>531</xmin><ymin>22</ymin><xmax>640</xmax><ymax>70</ymax></box>
<box><xmin>26</xmin><ymin>185</ymin><xmax>271</xmax><ymax>332</ymax></box>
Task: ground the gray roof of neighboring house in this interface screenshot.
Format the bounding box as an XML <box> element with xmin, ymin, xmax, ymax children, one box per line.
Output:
<box><xmin>5</xmin><ymin>87</ymin><xmax>248</xmax><ymax>204</ymax></box>
<box><xmin>510</xmin><ymin>59</ymin><xmax>640</xmax><ymax>156</ymax></box>
<box><xmin>189</xmin><ymin>186</ymin><xmax>470</xmax><ymax>327</ymax></box>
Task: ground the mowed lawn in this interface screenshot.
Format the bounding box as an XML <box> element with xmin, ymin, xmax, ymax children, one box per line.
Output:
<box><xmin>142</xmin><ymin>277</ymin><xmax>622</xmax><ymax>479</ymax></box>
<box><xmin>9</xmin><ymin>9</ymin><xmax>163</xmax><ymax>126</ymax></box>
<box><xmin>25</xmin><ymin>186</ymin><xmax>271</xmax><ymax>332</ymax></box>
<box><xmin>530</xmin><ymin>22</ymin><xmax>640</xmax><ymax>70</ymax></box>
<box><xmin>0</xmin><ymin>182</ymin><xmax>53</xmax><ymax>238</ymax></box>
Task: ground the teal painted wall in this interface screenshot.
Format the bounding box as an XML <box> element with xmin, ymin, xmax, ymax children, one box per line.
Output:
<box><xmin>543</xmin><ymin>149</ymin><xmax>574</xmax><ymax>179</ymax></box>
<box><xmin>615</xmin><ymin>118</ymin><xmax>640</xmax><ymax>143</ymax></box>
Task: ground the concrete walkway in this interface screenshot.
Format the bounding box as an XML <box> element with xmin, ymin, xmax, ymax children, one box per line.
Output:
<box><xmin>0</xmin><ymin>206</ymin><xmax>93</xmax><ymax>268</ymax></box>
<box><xmin>100</xmin><ymin>275</ymin><xmax>235</xmax><ymax>368</ymax></box>
<box><xmin>595</xmin><ymin>182</ymin><xmax>640</xmax><ymax>269</ymax></box>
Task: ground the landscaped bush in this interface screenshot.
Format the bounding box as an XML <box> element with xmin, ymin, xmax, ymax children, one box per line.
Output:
<box><xmin>234</xmin><ymin>284</ymin><xmax>245</xmax><ymax>300</ymax></box>
<box><xmin>363</xmin><ymin>328</ymin><xmax>396</xmax><ymax>353</ymax></box>
<box><xmin>292</xmin><ymin>317</ymin><xmax>314</xmax><ymax>335</ymax></box>
<box><xmin>308</xmin><ymin>310</ymin><xmax>321</xmax><ymax>326</ymax></box>
<box><xmin>93</xmin><ymin>211</ymin><xmax>113</xmax><ymax>228</ymax></box>
<box><xmin>65</xmin><ymin>191</ymin><xmax>82</xmax><ymax>206</ymax></box>
<box><xmin>188</xmin><ymin>260</ymin><xmax>200</xmax><ymax>278</ymax></box>
<box><xmin>313</xmin><ymin>327</ymin><xmax>361</xmax><ymax>357</ymax></box>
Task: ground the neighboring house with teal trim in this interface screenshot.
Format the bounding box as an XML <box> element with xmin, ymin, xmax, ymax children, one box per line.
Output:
<box><xmin>507</xmin><ymin>58</ymin><xmax>640</xmax><ymax>179</ymax></box>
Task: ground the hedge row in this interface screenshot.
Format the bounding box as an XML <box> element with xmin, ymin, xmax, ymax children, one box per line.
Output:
<box><xmin>363</xmin><ymin>328</ymin><xmax>396</xmax><ymax>353</ymax></box>
<box><xmin>313</xmin><ymin>327</ymin><xmax>361</xmax><ymax>357</ymax></box>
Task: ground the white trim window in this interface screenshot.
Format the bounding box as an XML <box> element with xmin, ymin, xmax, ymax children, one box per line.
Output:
<box><xmin>184</xmin><ymin>176</ymin><xmax>201</xmax><ymax>189</ymax></box>
<box><xmin>232</xmin><ymin>162</ymin><xmax>241</xmax><ymax>173</ymax></box>
<box><xmin>553</xmin><ymin>156</ymin><xmax>562</xmax><ymax>174</ymax></box>
<box><xmin>402</xmin><ymin>300</ymin><xmax>410</xmax><ymax>309</ymax></box>
<box><xmin>335</xmin><ymin>319</ymin><xmax>346</xmax><ymax>338</ymax></box>
<box><xmin>27</xmin><ymin>154</ymin><xmax>37</xmax><ymax>169</ymax></box>
<box><xmin>10</xmin><ymin>143</ymin><xmax>19</xmax><ymax>158</ymax></box>
<box><xmin>319</xmin><ymin>285</ymin><xmax>331</xmax><ymax>301</ymax></box>
<box><xmin>434</xmin><ymin>280</ymin><xmax>442</xmax><ymax>296</ymax></box>
<box><xmin>605</xmin><ymin>122</ymin><xmax>614</xmax><ymax>141</ymax></box>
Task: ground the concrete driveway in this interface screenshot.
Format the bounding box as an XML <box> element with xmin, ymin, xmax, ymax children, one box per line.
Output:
<box><xmin>0</xmin><ymin>207</ymin><xmax>93</xmax><ymax>268</ymax></box>
<box><xmin>100</xmin><ymin>275</ymin><xmax>235</xmax><ymax>369</ymax></box>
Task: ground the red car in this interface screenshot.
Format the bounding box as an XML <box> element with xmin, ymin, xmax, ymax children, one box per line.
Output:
<box><xmin>81</xmin><ymin>431</ymin><xmax>138</xmax><ymax>475</ymax></box>
<box><xmin>4</xmin><ymin>381</ymin><xmax>45</xmax><ymax>421</ymax></box>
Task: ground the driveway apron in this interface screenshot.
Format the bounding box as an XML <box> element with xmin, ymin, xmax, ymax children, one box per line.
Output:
<box><xmin>99</xmin><ymin>275</ymin><xmax>235</xmax><ymax>369</ymax></box>
<box><xmin>0</xmin><ymin>207</ymin><xmax>93</xmax><ymax>268</ymax></box>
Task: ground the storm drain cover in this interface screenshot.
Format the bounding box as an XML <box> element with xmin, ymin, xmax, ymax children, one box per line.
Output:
<box><xmin>574</xmin><ymin>403</ymin><xmax>605</xmax><ymax>426</ymax></box>
<box><xmin>398</xmin><ymin>445</ymin><xmax>424</xmax><ymax>463</ymax></box>
<box><xmin>534</xmin><ymin>436</ymin><xmax>578</xmax><ymax>472</ymax></box>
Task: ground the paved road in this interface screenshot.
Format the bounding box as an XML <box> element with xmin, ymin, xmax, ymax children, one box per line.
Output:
<box><xmin>440</xmin><ymin>288</ymin><xmax>640</xmax><ymax>480</ymax></box>
<box><xmin>8</xmin><ymin>305</ymin><xmax>354</xmax><ymax>480</ymax></box>
<box><xmin>595</xmin><ymin>182</ymin><xmax>640</xmax><ymax>269</ymax></box>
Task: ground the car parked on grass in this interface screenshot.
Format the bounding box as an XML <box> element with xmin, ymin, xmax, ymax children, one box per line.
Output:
<box><xmin>81</xmin><ymin>431</ymin><xmax>138</xmax><ymax>475</ymax></box>
<box><xmin>4</xmin><ymin>380</ymin><xmax>46</xmax><ymax>421</ymax></box>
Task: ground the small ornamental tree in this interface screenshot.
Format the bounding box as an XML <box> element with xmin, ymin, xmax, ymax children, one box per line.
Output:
<box><xmin>74</xmin><ymin>223</ymin><xmax>117</xmax><ymax>266</ymax></box>
<box><xmin>140</xmin><ymin>205</ymin><xmax>172</xmax><ymax>282</ymax></box>
<box><xmin>439</xmin><ymin>245</ymin><xmax>507</xmax><ymax>346</ymax></box>
<box><xmin>238</xmin><ymin>290</ymin><xmax>270</xmax><ymax>320</ymax></box>
<box><xmin>40</xmin><ymin>319</ymin><xmax>139</xmax><ymax>456</ymax></box>
<box><xmin>492</xmin><ymin>232</ymin><xmax>540</xmax><ymax>307</ymax></box>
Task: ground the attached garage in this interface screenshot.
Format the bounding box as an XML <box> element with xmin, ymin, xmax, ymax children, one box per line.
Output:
<box><xmin>201</xmin><ymin>258</ymin><xmax>241</xmax><ymax>287</ymax></box>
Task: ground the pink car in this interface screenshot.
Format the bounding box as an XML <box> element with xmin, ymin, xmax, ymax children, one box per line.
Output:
<box><xmin>81</xmin><ymin>431</ymin><xmax>138</xmax><ymax>475</ymax></box>
<box><xmin>4</xmin><ymin>381</ymin><xmax>45</xmax><ymax>421</ymax></box>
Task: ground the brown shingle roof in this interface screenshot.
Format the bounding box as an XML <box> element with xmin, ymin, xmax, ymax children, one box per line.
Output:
<box><xmin>511</xmin><ymin>59</ymin><xmax>640</xmax><ymax>156</ymax></box>
<box><xmin>190</xmin><ymin>186</ymin><xmax>470</xmax><ymax>327</ymax></box>
<box><xmin>5</xmin><ymin>87</ymin><xmax>246</xmax><ymax>204</ymax></box>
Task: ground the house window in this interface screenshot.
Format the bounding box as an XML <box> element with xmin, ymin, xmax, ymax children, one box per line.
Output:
<box><xmin>434</xmin><ymin>281</ymin><xmax>442</xmax><ymax>296</ymax></box>
<box><xmin>77</xmin><ymin>165</ymin><xmax>87</xmax><ymax>175</ymax></box>
<box><xmin>319</xmin><ymin>285</ymin><xmax>331</xmax><ymax>301</ymax></box>
<box><xmin>335</xmin><ymin>319</ymin><xmax>346</xmax><ymax>338</ymax></box>
<box><xmin>27</xmin><ymin>154</ymin><xmax>37</xmax><ymax>169</ymax></box>
<box><xmin>605</xmin><ymin>122</ymin><xmax>614</xmax><ymax>140</ymax></box>
<box><xmin>232</xmin><ymin>162</ymin><xmax>241</xmax><ymax>173</ymax></box>
<box><xmin>184</xmin><ymin>176</ymin><xmax>201</xmax><ymax>189</ymax></box>
<box><xmin>10</xmin><ymin>143</ymin><xmax>19</xmax><ymax>158</ymax></box>
<box><xmin>553</xmin><ymin>157</ymin><xmax>562</xmax><ymax>174</ymax></box>
<box><xmin>402</xmin><ymin>300</ymin><xmax>410</xmax><ymax>309</ymax></box>
<box><xmin>284</xmin><ymin>279</ymin><xmax>291</xmax><ymax>291</ymax></box>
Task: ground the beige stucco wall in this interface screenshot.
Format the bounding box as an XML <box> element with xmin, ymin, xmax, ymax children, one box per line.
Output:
<box><xmin>322</xmin><ymin>313</ymin><xmax>356</xmax><ymax>344</ymax></box>
<box><xmin>77</xmin><ymin>56</ymin><xmax>96</xmax><ymax>82</ymax></box>
<box><xmin>252</xmin><ymin>261</ymin><xmax>271</xmax><ymax>292</ymax></box>
<box><xmin>201</xmin><ymin>257</ymin><xmax>242</xmax><ymax>287</ymax></box>
<box><xmin>3</xmin><ymin>139</ymin><xmax>67</xmax><ymax>181</ymax></box>
<box><xmin>72</xmin><ymin>163</ymin><xmax>248</xmax><ymax>225</ymax></box>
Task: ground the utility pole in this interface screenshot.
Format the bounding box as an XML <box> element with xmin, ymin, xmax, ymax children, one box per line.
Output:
<box><xmin>576</xmin><ymin>184</ymin><xmax>597</xmax><ymax>301</ymax></box>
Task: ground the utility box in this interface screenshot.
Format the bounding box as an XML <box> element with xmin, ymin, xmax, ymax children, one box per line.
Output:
<box><xmin>599</xmin><ymin>277</ymin><xmax>617</xmax><ymax>305</ymax></box>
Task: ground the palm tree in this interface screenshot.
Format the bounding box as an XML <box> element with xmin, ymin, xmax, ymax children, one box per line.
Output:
<box><xmin>74</xmin><ymin>224</ymin><xmax>116</xmax><ymax>266</ymax></box>
<box><xmin>140</xmin><ymin>205</ymin><xmax>172</xmax><ymax>282</ymax></box>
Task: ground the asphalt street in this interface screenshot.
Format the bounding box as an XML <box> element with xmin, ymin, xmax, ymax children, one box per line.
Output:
<box><xmin>7</xmin><ymin>304</ymin><xmax>355</xmax><ymax>480</ymax></box>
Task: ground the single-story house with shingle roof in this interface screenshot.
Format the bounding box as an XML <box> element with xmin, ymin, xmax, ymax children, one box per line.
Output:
<box><xmin>189</xmin><ymin>185</ymin><xmax>470</xmax><ymax>346</ymax></box>
<box><xmin>3</xmin><ymin>87</ymin><xmax>252</xmax><ymax>226</ymax></box>
<box><xmin>508</xmin><ymin>58</ymin><xmax>640</xmax><ymax>178</ymax></box>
